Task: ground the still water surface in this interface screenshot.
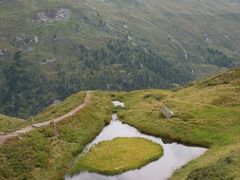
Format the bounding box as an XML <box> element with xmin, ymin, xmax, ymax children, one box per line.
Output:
<box><xmin>66</xmin><ymin>102</ymin><xmax>207</xmax><ymax>180</ymax></box>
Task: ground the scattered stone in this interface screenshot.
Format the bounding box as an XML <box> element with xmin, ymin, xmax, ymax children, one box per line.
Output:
<box><xmin>52</xmin><ymin>100</ymin><xmax>61</xmax><ymax>106</ymax></box>
<box><xmin>224</xmin><ymin>34</ymin><xmax>231</xmax><ymax>40</ymax></box>
<box><xmin>15</xmin><ymin>35</ymin><xmax>24</xmax><ymax>42</ymax></box>
<box><xmin>128</xmin><ymin>36</ymin><xmax>133</xmax><ymax>41</ymax></box>
<box><xmin>0</xmin><ymin>48</ymin><xmax>7</xmax><ymax>55</ymax></box>
<box><xmin>32</xmin><ymin>123</ymin><xmax>43</xmax><ymax>128</ymax></box>
<box><xmin>39</xmin><ymin>58</ymin><xmax>55</xmax><ymax>65</ymax></box>
<box><xmin>13</xmin><ymin>34</ymin><xmax>39</xmax><ymax>52</ymax></box>
<box><xmin>55</xmin><ymin>8</ymin><xmax>71</xmax><ymax>21</ymax></box>
<box><xmin>34</xmin><ymin>36</ymin><xmax>39</xmax><ymax>43</ymax></box>
<box><xmin>15</xmin><ymin>34</ymin><xmax>38</xmax><ymax>45</ymax></box>
<box><xmin>161</xmin><ymin>106</ymin><xmax>174</xmax><ymax>119</ymax></box>
<box><xmin>203</xmin><ymin>32</ymin><xmax>210</xmax><ymax>44</ymax></box>
<box><xmin>27</xmin><ymin>47</ymin><xmax>34</xmax><ymax>52</ymax></box>
<box><xmin>112</xmin><ymin>101</ymin><xmax>125</xmax><ymax>107</ymax></box>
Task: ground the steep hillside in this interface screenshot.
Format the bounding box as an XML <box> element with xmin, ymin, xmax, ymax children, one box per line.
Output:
<box><xmin>0</xmin><ymin>0</ymin><xmax>240</xmax><ymax>117</ymax></box>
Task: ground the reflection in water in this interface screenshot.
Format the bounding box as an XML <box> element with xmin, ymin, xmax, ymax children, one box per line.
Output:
<box><xmin>66</xmin><ymin>112</ymin><xmax>207</xmax><ymax>180</ymax></box>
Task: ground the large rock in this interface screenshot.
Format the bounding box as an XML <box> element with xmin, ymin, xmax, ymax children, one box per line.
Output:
<box><xmin>161</xmin><ymin>106</ymin><xmax>174</xmax><ymax>119</ymax></box>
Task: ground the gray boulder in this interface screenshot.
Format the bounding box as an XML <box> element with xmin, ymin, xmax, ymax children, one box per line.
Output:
<box><xmin>161</xmin><ymin>106</ymin><xmax>174</xmax><ymax>119</ymax></box>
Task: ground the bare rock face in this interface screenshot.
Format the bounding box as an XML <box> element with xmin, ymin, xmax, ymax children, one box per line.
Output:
<box><xmin>32</xmin><ymin>8</ymin><xmax>71</xmax><ymax>24</ymax></box>
<box><xmin>161</xmin><ymin>106</ymin><xmax>174</xmax><ymax>119</ymax></box>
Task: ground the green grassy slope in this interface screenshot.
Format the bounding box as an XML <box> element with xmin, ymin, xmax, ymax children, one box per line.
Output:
<box><xmin>116</xmin><ymin>67</ymin><xmax>240</xmax><ymax>179</ymax></box>
<box><xmin>0</xmin><ymin>91</ymin><xmax>112</xmax><ymax>179</ymax></box>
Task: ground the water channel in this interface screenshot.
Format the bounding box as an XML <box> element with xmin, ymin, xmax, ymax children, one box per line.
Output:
<box><xmin>66</xmin><ymin>101</ymin><xmax>207</xmax><ymax>180</ymax></box>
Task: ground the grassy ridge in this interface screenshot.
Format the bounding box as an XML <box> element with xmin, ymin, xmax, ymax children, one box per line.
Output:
<box><xmin>0</xmin><ymin>91</ymin><xmax>112</xmax><ymax>180</ymax></box>
<box><xmin>70</xmin><ymin>137</ymin><xmax>163</xmax><ymax>176</ymax></box>
<box><xmin>116</xmin><ymin>68</ymin><xmax>240</xmax><ymax>179</ymax></box>
<box><xmin>33</xmin><ymin>91</ymin><xmax>86</xmax><ymax>123</ymax></box>
<box><xmin>0</xmin><ymin>91</ymin><xmax>86</xmax><ymax>135</ymax></box>
<box><xmin>0</xmin><ymin>114</ymin><xmax>26</xmax><ymax>135</ymax></box>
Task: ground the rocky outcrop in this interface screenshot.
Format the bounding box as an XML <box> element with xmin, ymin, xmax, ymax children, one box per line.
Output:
<box><xmin>32</xmin><ymin>8</ymin><xmax>71</xmax><ymax>24</ymax></box>
<box><xmin>14</xmin><ymin>34</ymin><xmax>38</xmax><ymax>52</ymax></box>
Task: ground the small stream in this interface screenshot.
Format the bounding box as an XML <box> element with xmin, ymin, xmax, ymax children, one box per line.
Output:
<box><xmin>66</xmin><ymin>101</ymin><xmax>207</xmax><ymax>180</ymax></box>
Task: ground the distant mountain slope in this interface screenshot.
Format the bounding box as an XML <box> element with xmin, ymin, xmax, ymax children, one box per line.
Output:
<box><xmin>0</xmin><ymin>0</ymin><xmax>240</xmax><ymax>117</ymax></box>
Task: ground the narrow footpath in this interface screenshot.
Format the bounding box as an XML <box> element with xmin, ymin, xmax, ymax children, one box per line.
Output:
<box><xmin>0</xmin><ymin>91</ymin><xmax>91</xmax><ymax>145</ymax></box>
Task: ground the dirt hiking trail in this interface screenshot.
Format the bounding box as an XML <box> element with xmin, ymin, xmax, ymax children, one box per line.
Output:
<box><xmin>0</xmin><ymin>91</ymin><xmax>91</xmax><ymax>145</ymax></box>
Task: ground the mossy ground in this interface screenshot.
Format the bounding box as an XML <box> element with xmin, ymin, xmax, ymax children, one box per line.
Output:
<box><xmin>70</xmin><ymin>137</ymin><xmax>163</xmax><ymax>176</ymax></box>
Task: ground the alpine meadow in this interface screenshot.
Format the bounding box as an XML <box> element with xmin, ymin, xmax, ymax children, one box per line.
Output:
<box><xmin>0</xmin><ymin>0</ymin><xmax>240</xmax><ymax>180</ymax></box>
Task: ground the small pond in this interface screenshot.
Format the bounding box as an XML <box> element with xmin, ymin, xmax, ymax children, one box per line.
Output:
<box><xmin>112</xmin><ymin>101</ymin><xmax>125</xmax><ymax>107</ymax></box>
<box><xmin>66</xmin><ymin>101</ymin><xmax>207</xmax><ymax>180</ymax></box>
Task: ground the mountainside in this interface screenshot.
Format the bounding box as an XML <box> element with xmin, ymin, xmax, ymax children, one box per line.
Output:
<box><xmin>0</xmin><ymin>67</ymin><xmax>239</xmax><ymax>179</ymax></box>
<box><xmin>0</xmin><ymin>0</ymin><xmax>240</xmax><ymax>117</ymax></box>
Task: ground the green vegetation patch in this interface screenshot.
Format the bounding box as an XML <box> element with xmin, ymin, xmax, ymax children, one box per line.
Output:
<box><xmin>187</xmin><ymin>148</ymin><xmax>240</xmax><ymax>180</ymax></box>
<box><xmin>70</xmin><ymin>137</ymin><xmax>163</xmax><ymax>175</ymax></box>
